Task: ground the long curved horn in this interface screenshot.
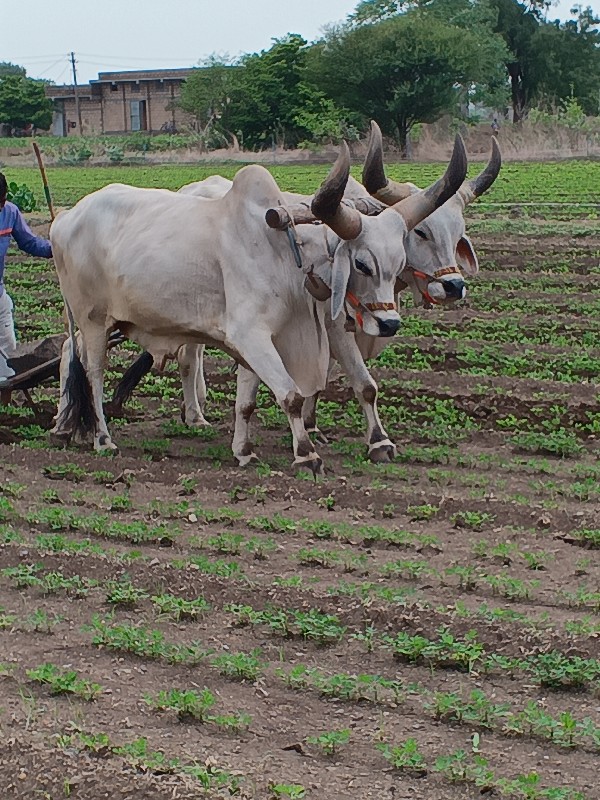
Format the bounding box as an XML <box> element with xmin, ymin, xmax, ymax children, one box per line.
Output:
<box><xmin>362</xmin><ymin>121</ymin><xmax>418</xmax><ymax>205</ymax></box>
<box><xmin>391</xmin><ymin>134</ymin><xmax>468</xmax><ymax>231</ymax></box>
<box><xmin>311</xmin><ymin>141</ymin><xmax>362</xmax><ymax>240</ymax></box>
<box><xmin>456</xmin><ymin>135</ymin><xmax>502</xmax><ymax>208</ymax></box>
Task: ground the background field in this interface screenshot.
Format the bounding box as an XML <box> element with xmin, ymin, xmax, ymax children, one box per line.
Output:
<box><xmin>0</xmin><ymin>161</ymin><xmax>598</xmax><ymax>799</ymax></box>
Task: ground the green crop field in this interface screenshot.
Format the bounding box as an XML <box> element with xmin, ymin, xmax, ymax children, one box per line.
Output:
<box><xmin>0</xmin><ymin>159</ymin><xmax>598</xmax><ymax>799</ymax></box>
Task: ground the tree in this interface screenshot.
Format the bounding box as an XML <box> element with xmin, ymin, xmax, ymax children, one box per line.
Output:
<box><xmin>0</xmin><ymin>75</ymin><xmax>53</xmax><ymax>133</ymax></box>
<box><xmin>530</xmin><ymin>6</ymin><xmax>600</xmax><ymax>115</ymax></box>
<box><xmin>229</xmin><ymin>33</ymin><xmax>313</xmax><ymax>148</ymax></box>
<box><xmin>181</xmin><ymin>36</ymin><xmax>308</xmax><ymax>148</ymax></box>
<box><xmin>308</xmin><ymin>10</ymin><xmax>506</xmax><ymax>153</ymax></box>
<box><xmin>179</xmin><ymin>57</ymin><xmax>241</xmax><ymax>141</ymax></box>
<box><xmin>485</xmin><ymin>0</ymin><xmax>547</xmax><ymax>121</ymax></box>
<box><xmin>0</xmin><ymin>62</ymin><xmax>26</xmax><ymax>79</ymax></box>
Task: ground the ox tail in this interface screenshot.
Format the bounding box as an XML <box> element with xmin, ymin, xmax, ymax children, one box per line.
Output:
<box><xmin>54</xmin><ymin>302</ymin><xmax>97</xmax><ymax>438</ymax></box>
<box><xmin>108</xmin><ymin>351</ymin><xmax>154</xmax><ymax>415</ymax></box>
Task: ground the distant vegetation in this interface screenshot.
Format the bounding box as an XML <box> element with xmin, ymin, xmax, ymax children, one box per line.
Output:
<box><xmin>1</xmin><ymin>0</ymin><xmax>598</xmax><ymax>154</ymax></box>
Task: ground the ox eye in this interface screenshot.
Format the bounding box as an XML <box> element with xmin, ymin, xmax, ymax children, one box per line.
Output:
<box><xmin>355</xmin><ymin>259</ymin><xmax>372</xmax><ymax>276</ymax></box>
<box><xmin>415</xmin><ymin>229</ymin><xmax>428</xmax><ymax>240</ymax></box>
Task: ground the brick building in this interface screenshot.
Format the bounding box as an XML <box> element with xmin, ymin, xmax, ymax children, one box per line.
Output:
<box><xmin>46</xmin><ymin>68</ymin><xmax>196</xmax><ymax>136</ymax></box>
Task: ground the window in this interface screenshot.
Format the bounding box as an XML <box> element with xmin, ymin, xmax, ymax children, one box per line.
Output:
<box><xmin>110</xmin><ymin>82</ymin><xmax>118</xmax><ymax>92</ymax></box>
<box><xmin>155</xmin><ymin>80</ymin><xmax>165</xmax><ymax>92</ymax></box>
<box><xmin>131</xmin><ymin>82</ymin><xmax>140</xmax><ymax>93</ymax></box>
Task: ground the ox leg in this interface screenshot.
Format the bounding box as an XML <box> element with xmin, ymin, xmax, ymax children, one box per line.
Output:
<box><xmin>82</xmin><ymin>328</ymin><xmax>117</xmax><ymax>452</ymax></box>
<box><xmin>328</xmin><ymin>324</ymin><xmax>396</xmax><ymax>463</ymax></box>
<box><xmin>178</xmin><ymin>344</ymin><xmax>209</xmax><ymax>426</ymax></box>
<box><xmin>302</xmin><ymin>393</ymin><xmax>328</xmax><ymax>445</ymax></box>
<box><xmin>232</xmin><ymin>333</ymin><xmax>322</xmax><ymax>475</ymax></box>
<box><xmin>232</xmin><ymin>365</ymin><xmax>260</xmax><ymax>466</ymax></box>
<box><xmin>50</xmin><ymin>336</ymin><xmax>75</xmax><ymax>442</ymax></box>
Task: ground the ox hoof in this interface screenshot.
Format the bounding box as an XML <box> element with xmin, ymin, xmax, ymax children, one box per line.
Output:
<box><xmin>307</xmin><ymin>427</ymin><xmax>329</xmax><ymax>446</ymax></box>
<box><xmin>368</xmin><ymin>439</ymin><xmax>397</xmax><ymax>463</ymax></box>
<box><xmin>94</xmin><ymin>434</ymin><xmax>118</xmax><ymax>453</ymax></box>
<box><xmin>186</xmin><ymin>415</ymin><xmax>211</xmax><ymax>428</ymax></box>
<box><xmin>294</xmin><ymin>454</ymin><xmax>324</xmax><ymax>478</ymax></box>
<box><xmin>181</xmin><ymin>402</ymin><xmax>210</xmax><ymax>427</ymax></box>
<box><xmin>236</xmin><ymin>452</ymin><xmax>259</xmax><ymax>468</ymax></box>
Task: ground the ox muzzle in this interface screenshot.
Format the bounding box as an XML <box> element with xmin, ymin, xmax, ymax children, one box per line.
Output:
<box><xmin>410</xmin><ymin>267</ymin><xmax>466</xmax><ymax>305</ymax></box>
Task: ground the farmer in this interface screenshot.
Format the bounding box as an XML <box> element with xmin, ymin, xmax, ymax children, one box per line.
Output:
<box><xmin>0</xmin><ymin>172</ymin><xmax>53</xmax><ymax>381</ymax></box>
<box><xmin>491</xmin><ymin>118</ymin><xmax>500</xmax><ymax>137</ymax></box>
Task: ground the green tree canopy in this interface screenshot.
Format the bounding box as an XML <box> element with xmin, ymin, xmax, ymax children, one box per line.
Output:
<box><xmin>0</xmin><ymin>62</ymin><xmax>27</xmax><ymax>79</ymax></box>
<box><xmin>182</xmin><ymin>35</ymin><xmax>351</xmax><ymax>149</ymax></box>
<box><xmin>179</xmin><ymin>57</ymin><xmax>241</xmax><ymax>143</ymax></box>
<box><xmin>0</xmin><ymin>75</ymin><xmax>53</xmax><ymax>132</ymax></box>
<box><xmin>530</xmin><ymin>6</ymin><xmax>600</xmax><ymax>115</ymax></box>
<box><xmin>308</xmin><ymin>9</ymin><xmax>506</xmax><ymax>152</ymax></box>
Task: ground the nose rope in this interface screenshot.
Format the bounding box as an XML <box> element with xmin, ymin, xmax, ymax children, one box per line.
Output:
<box><xmin>282</xmin><ymin>220</ymin><xmax>396</xmax><ymax>331</ymax></box>
<box><xmin>409</xmin><ymin>265</ymin><xmax>464</xmax><ymax>305</ymax></box>
<box><xmin>345</xmin><ymin>290</ymin><xmax>396</xmax><ymax>330</ymax></box>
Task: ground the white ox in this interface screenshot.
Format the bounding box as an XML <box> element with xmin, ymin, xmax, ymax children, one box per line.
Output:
<box><xmin>112</xmin><ymin>124</ymin><xmax>500</xmax><ymax>460</ymax></box>
<box><xmin>50</xmin><ymin>139</ymin><xmax>467</xmax><ymax>472</ymax></box>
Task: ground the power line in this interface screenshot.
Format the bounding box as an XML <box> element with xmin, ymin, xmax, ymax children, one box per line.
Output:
<box><xmin>77</xmin><ymin>52</ymin><xmax>199</xmax><ymax>62</ymax></box>
<box><xmin>52</xmin><ymin>64</ymin><xmax>72</xmax><ymax>84</ymax></box>
<box><xmin>35</xmin><ymin>56</ymin><xmax>70</xmax><ymax>78</ymax></box>
<box><xmin>7</xmin><ymin>54</ymin><xmax>67</xmax><ymax>62</ymax></box>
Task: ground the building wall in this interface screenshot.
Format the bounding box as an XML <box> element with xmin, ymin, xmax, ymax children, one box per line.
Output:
<box><xmin>58</xmin><ymin>97</ymin><xmax>104</xmax><ymax>136</ymax></box>
<box><xmin>47</xmin><ymin>72</ymin><xmax>195</xmax><ymax>136</ymax></box>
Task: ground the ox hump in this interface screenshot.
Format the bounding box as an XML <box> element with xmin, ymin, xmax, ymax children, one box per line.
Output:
<box><xmin>231</xmin><ymin>165</ymin><xmax>283</xmax><ymax>207</ymax></box>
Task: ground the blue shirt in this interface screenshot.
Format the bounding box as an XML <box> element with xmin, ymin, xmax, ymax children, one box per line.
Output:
<box><xmin>0</xmin><ymin>201</ymin><xmax>52</xmax><ymax>295</ymax></box>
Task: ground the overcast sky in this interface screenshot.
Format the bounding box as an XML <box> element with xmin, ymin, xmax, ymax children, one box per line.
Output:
<box><xmin>5</xmin><ymin>0</ymin><xmax>595</xmax><ymax>85</ymax></box>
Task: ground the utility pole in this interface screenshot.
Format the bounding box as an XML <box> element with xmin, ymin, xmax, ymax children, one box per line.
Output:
<box><xmin>70</xmin><ymin>51</ymin><xmax>84</xmax><ymax>135</ymax></box>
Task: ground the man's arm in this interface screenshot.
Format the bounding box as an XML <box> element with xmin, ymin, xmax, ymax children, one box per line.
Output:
<box><xmin>11</xmin><ymin>208</ymin><xmax>52</xmax><ymax>258</ymax></box>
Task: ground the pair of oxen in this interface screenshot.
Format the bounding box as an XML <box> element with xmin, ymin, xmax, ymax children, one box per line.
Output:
<box><xmin>50</xmin><ymin>122</ymin><xmax>501</xmax><ymax>474</ymax></box>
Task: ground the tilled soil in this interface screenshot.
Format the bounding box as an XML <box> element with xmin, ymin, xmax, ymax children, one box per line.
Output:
<box><xmin>0</xmin><ymin>221</ymin><xmax>599</xmax><ymax>799</ymax></box>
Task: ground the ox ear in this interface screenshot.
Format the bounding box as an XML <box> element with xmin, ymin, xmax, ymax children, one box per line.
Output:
<box><xmin>330</xmin><ymin>256</ymin><xmax>351</xmax><ymax>321</ymax></box>
<box><xmin>456</xmin><ymin>235</ymin><xmax>479</xmax><ymax>276</ymax></box>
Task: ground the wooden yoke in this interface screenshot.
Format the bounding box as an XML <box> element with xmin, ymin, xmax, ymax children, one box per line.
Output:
<box><xmin>265</xmin><ymin>196</ymin><xmax>385</xmax><ymax>231</ymax></box>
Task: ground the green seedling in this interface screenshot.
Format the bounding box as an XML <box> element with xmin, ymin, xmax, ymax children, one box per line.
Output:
<box><xmin>40</xmin><ymin>488</ymin><xmax>62</xmax><ymax>504</ymax></box>
<box><xmin>105</xmin><ymin>579</ymin><xmax>149</xmax><ymax>606</ymax></box>
<box><xmin>145</xmin><ymin>688</ymin><xmax>216</xmax><ymax>721</ymax></box>
<box><xmin>376</xmin><ymin>738</ymin><xmax>427</xmax><ymax>774</ymax></box>
<box><xmin>24</xmin><ymin>609</ymin><xmax>63</xmax><ymax>633</ymax></box>
<box><xmin>407</xmin><ymin>503</ymin><xmax>438</xmax><ymax>521</ymax></box>
<box><xmin>43</xmin><ymin>463</ymin><xmax>87</xmax><ymax>482</ymax></box>
<box><xmin>451</xmin><ymin>511</ymin><xmax>496</xmax><ymax>531</ymax></box>
<box><xmin>269</xmin><ymin>784</ymin><xmax>306</xmax><ymax>799</ymax></box>
<box><xmin>27</xmin><ymin>663</ymin><xmax>102</xmax><ymax>700</ymax></box>
<box><xmin>210</xmin><ymin>649</ymin><xmax>263</xmax><ymax>681</ymax></box>
<box><xmin>151</xmin><ymin>593</ymin><xmax>210</xmax><ymax>621</ymax></box>
<box><xmin>306</xmin><ymin>728</ymin><xmax>350</xmax><ymax>756</ymax></box>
